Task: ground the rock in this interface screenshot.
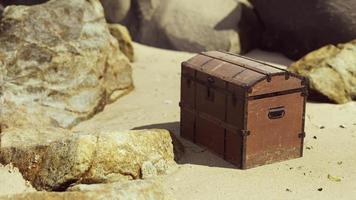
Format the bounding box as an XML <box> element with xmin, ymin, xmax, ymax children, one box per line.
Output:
<box><xmin>327</xmin><ymin>174</ymin><xmax>342</xmax><ymax>182</ymax></box>
<box><xmin>0</xmin><ymin>0</ymin><xmax>175</xmax><ymax>193</ymax></box>
<box><xmin>250</xmin><ymin>0</ymin><xmax>356</xmax><ymax>59</ymax></box>
<box><xmin>0</xmin><ymin>128</ymin><xmax>176</xmax><ymax>191</ymax></box>
<box><xmin>2</xmin><ymin>180</ymin><xmax>170</xmax><ymax>200</ymax></box>
<box><xmin>289</xmin><ymin>40</ymin><xmax>356</xmax><ymax>104</ymax></box>
<box><xmin>141</xmin><ymin>161</ymin><xmax>158</xmax><ymax>179</ymax></box>
<box><xmin>100</xmin><ymin>0</ymin><xmax>131</xmax><ymax>23</ymax></box>
<box><xmin>106</xmin><ymin>0</ymin><xmax>261</xmax><ymax>54</ymax></box>
<box><xmin>0</xmin><ymin>0</ymin><xmax>133</xmax><ymax>129</ymax></box>
<box><xmin>0</xmin><ymin>101</ymin><xmax>63</xmax><ymax>131</ymax></box>
<box><xmin>108</xmin><ymin>23</ymin><xmax>134</xmax><ymax>62</ymax></box>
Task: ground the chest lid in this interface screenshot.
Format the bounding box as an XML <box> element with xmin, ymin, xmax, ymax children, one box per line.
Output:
<box><xmin>183</xmin><ymin>51</ymin><xmax>307</xmax><ymax>96</ymax></box>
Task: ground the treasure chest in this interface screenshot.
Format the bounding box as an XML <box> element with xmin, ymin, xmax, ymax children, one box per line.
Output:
<box><xmin>180</xmin><ymin>51</ymin><xmax>308</xmax><ymax>169</ymax></box>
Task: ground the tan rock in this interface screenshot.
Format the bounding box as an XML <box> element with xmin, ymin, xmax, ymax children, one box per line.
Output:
<box><xmin>1</xmin><ymin>180</ymin><xmax>171</xmax><ymax>200</ymax></box>
<box><xmin>0</xmin><ymin>101</ymin><xmax>60</xmax><ymax>131</ymax></box>
<box><xmin>108</xmin><ymin>23</ymin><xmax>134</xmax><ymax>62</ymax></box>
<box><xmin>0</xmin><ymin>0</ymin><xmax>133</xmax><ymax>129</ymax></box>
<box><xmin>0</xmin><ymin>129</ymin><xmax>176</xmax><ymax>191</ymax></box>
<box><xmin>289</xmin><ymin>40</ymin><xmax>356</xmax><ymax>104</ymax></box>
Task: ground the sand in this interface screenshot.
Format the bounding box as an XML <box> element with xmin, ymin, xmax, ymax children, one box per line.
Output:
<box><xmin>75</xmin><ymin>43</ymin><xmax>356</xmax><ymax>200</ymax></box>
<box><xmin>1</xmin><ymin>43</ymin><xmax>356</xmax><ymax>199</ymax></box>
<box><xmin>0</xmin><ymin>164</ymin><xmax>35</xmax><ymax>196</ymax></box>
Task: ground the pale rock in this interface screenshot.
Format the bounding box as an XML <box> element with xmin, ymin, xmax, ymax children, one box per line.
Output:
<box><xmin>108</xmin><ymin>23</ymin><xmax>134</xmax><ymax>62</ymax></box>
<box><xmin>0</xmin><ymin>0</ymin><xmax>133</xmax><ymax>129</ymax></box>
<box><xmin>289</xmin><ymin>40</ymin><xmax>356</xmax><ymax>104</ymax></box>
<box><xmin>141</xmin><ymin>161</ymin><xmax>158</xmax><ymax>179</ymax></box>
<box><xmin>0</xmin><ymin>129</ymin><xmax>175</xmax><ymax>191</ymax></box>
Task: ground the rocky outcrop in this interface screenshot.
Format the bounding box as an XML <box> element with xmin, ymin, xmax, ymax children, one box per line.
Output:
<box><xmin>0</xmin><ymin>1</ymin><xmax>175</xmax><ymax>194</ymax></box>
<box><xmin>0</xmin><ymin>0</ymin><xmax>133</xmax><ymax>129</ymax></box>
<box><xmin>1</xmin><ymin>180</ymin><xmax>170</xmax><ymax>200</ymax></box>
<box><xmin>108</xmin><ymin>24</ymin><xmax>134</xmax><ymax>62</ymax></box>
<box><xmin>0</xmin><ymin>129</ymin><xmax>176</xmax><ymax>191</ymax></box>
<box><xmin>250</xmin><ymin>0</ymin><xmax>356</xmax><ymax>59</ymax></box>
<box><xmin>289</xmin><ymin>40</ymin><xmax>356</xmax><ymax>104</ymax></box>
<box><xmin>0</xmin><ymin>1</ymin><xmax>176</xmax><ymax>197</ymax></box>
<box><xmin>102</xmin><ymin>0</ymin><xmax>261</xmax><ymax>54</ymax></box>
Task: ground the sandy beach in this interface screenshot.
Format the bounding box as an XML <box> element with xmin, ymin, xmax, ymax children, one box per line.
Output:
<box><xmin>77</xmin><ymin>43</ymin><xmax>356</xmax><ymax>200</ymax></box>
<box><xmin>1</xmin><ymin>43</ymin><xmax>355</xmax><ymax>199</ymax></box>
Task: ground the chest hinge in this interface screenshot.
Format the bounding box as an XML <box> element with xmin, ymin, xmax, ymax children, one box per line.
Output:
<box><xmin>300</xmin><ymin>88</ymin><xmax>309</xmax><ymax>97</ymax></box>
<box><xmin>241</xmin><ymin>130</ymin><xmax>250</xmax><ymax>137</ymax></box>
<box><xmin>298</xmin><ymin>132</ymin><xmax>306</xmax><ymax>138</ymax></box>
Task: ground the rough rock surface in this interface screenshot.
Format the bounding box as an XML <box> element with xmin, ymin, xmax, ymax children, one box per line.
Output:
<box><xmin>0</xmin><ymin>129</ymin><xmax>175</xmax><ymax>191</ymax></box>
<box><xmin>289</xmin><ymin>40</ymin><xmax>356</xmax><ymax>104</ymax></box>
<box><xmin>108</xmin><ymin>23</ymin><xmax>134</xmax><ymax>62</ymax></box>
<box><xmin>250</xmin><ymin>0</ymin><xmax>356</xmax><ymax>59</ymax></box>
<box><xmin>1</xmin><ymin>180</ymin><xmax>170</xmax><ymax>200</ymax></box>
<box><xmin>0</xmin><ymin>0</ymin><xmax>133</xmax><ymax>129</ymax></box>
<box><xmin>103</xmin><ymin>0</ymin><xmax>261</xmax><ymax>54</ymax></box>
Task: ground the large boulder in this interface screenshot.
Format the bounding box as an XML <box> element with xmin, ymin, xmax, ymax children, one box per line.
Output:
<box><xmin>0</xmin><ymin>128</ymin><xmax>176</xmax><ymax>191</ymax></box>
<box><xmin>1</xmin><ymin>180</ymin><xmax>170</xmax><ymax>200</ymax></box>
<box><xmin>0</xmin><ymin>0</ymin><xmax>133</xmax><ymax>129</ymax></box>
<box><xmin>102</xmin><ymin>0</ymin><xmax>261</xmax><ymax>54</ymax></box>
<box><xmin>250</xmin><ymin>0</ymin><xmax>356</xmax><ymax>59</ymax></box>
<box><xmin>289</xmin><ymin>40</ymin><xmax>356</xmax><ymax>104</ymax></box>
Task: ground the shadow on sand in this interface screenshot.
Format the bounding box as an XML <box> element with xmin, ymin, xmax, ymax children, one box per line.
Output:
<box><xmin>133</xmin><ymin>121</ymin><xmax>236</xmax><ymax>169</ymax></box>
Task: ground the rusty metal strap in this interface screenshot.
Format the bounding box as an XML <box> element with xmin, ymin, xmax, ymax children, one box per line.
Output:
<box><xmin>180</xmin><ymin>102</ymin><xmax>245</xmax><ymax>134</ymax></box>
<box><xmin>220</xmin><ymin>51</ymin><xmax>309</xmax><ymax>84</ymax></box>
<box><xmin>182</xmin><ymin>62</ymin><xmax>250</xmax><ymax>87</ymax></box>
<box><xmin>182</xmin><ymin>73</ymin><xmax>306</xmax><ymax>101</ymax></box>
<box><xmin>182</xmin><ymin>73</ymin><xmax>230</xmax><ymax>94</ymax></box>
<box><xmin>220</xmin><ymin>51</ymin><xmax>289</xmax><ymax>73</ymax></box>
<box><xmin>182</xmin><ymin>74</ymin><xmax>247</xmax><ymax>102</ymax></box>
<box><xmin>248</xmin><ymin>88</ymin><xmax>306</xmax><ymax>100</ymax></box>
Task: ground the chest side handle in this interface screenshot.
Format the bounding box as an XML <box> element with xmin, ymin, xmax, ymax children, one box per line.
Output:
<box><xmin>268</xmin><ymin>106</ymin><xmax>285</xmax><ymax>119</ymax></box>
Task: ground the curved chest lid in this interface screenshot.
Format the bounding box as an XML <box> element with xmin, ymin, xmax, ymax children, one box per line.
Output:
<box><xmin>183</xmin><ymin>51</ymin><xmax>306</xmax><ymax>96</ymax></box>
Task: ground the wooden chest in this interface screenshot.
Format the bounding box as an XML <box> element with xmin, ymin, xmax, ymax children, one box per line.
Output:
<box><xmin>180</xmin><ymin>51</ymin><xmax>308</xmax><ymax>169</ymax></box>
